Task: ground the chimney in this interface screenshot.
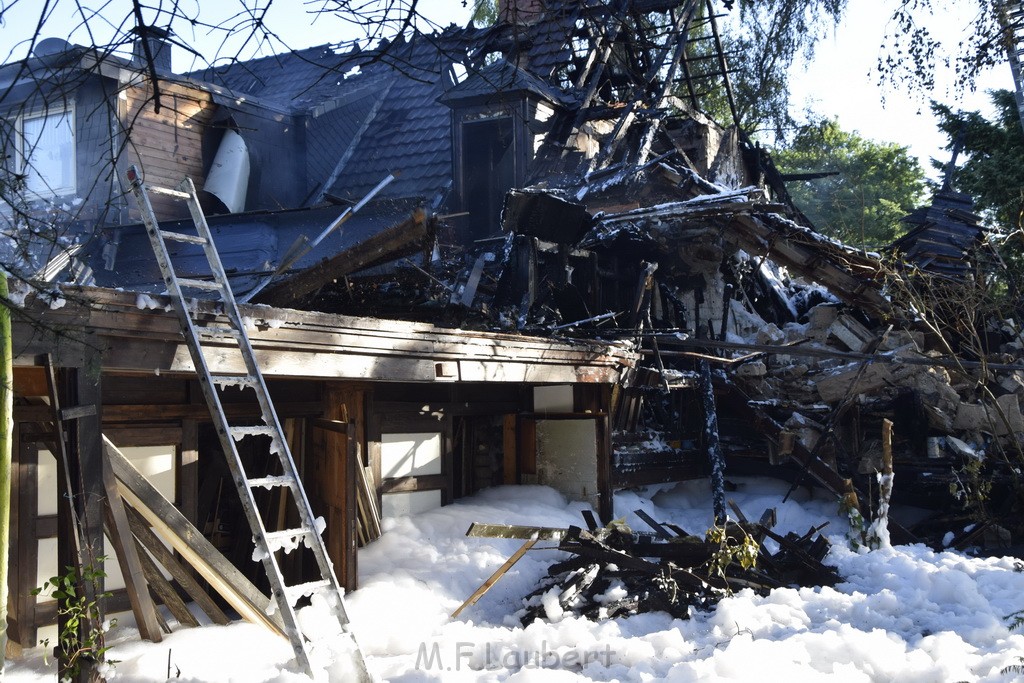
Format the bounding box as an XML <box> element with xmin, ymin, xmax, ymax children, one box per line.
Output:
<box><xmin>498</xmin><ymin>0</ymin><xmax>546</xmax><ymax>25</ymax></box>
<box><xmin>132</xmin><ymin>26</ymin><xmax>173</xmax><ymax>73</ymax></box>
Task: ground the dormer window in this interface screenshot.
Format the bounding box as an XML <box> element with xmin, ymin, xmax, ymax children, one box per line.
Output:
<box><xmin>14</xmin><ymin>104</ymin><xmax>76</xmax><ymax>198</ymax></box>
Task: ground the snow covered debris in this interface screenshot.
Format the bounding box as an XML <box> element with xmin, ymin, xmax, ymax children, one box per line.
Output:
<box><xmin>7</xmin><ymin>480</ymin><xmax>1024</xmax><ymax>682</ymax></box>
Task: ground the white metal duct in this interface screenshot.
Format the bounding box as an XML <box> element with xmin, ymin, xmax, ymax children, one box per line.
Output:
<box><xmin>204</xmin><ymin>129</ymin><xmax>249</xmax><ymax>213</ymax></box>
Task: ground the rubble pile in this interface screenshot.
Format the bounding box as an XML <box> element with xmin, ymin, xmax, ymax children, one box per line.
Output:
<box><xmin>516</xmin><ymin>510</ymin><xmax>840</xmax><ymax>624</ymax></box>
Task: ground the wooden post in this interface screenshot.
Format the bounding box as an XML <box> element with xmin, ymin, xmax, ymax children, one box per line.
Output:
<box><xmin>697</xmin><ymin>359</ymin><xmax>726</xmax><ymax>525</ymax></box>
<box><xmin>502</xmin><ymin>414</ymin><xmax>517</xmax><ymax>485</ymax></box>
<box><xmin>865</xmin><ymin>419</ymin><xmax>895</xmax><ymax>550</ymax></box>
<box><xmin>57</xmin><ymin>363</ymin><xmax>106</xmax><ymax>682</ymax></box>
<box><xmin>878</xmin><ymin>418</ymin><xmax>895</xmax><ymax>523</ymax></box>
<box><xmin>596</xmin><ymin>414</ymin><xmax>613</xmax><ymax>524</ymax></box>
<box><xmin>881</xmin><ymin>419</ymin><xmax>894</xmax><ymax>477</ymax></box>
<box><xmin>179</xmin><ymin>419</ymin><xmax>199</xmax><ymax>527</ymax></box>
<box><xmin>0</xmin><ymin>273</ymin><xmax>12</xmax><ymax>666</ymax></box>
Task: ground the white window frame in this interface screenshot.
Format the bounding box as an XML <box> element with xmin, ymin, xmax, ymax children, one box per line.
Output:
<box><xmin>12</xmin><ymin>102</ymin><xmax>77</xmax><ymax>199</ymax></box>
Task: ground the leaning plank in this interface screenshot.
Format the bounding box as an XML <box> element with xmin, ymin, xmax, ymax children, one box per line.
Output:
<box><xmin>124</xmin><ymin>504</ymin><xmax>230</xmax><ymax>626</ymax></box>
<box><xmin>466</xmin><ymin>523</ymin><xmax>567</xmax><ymax>541</ymax></box>
<box><xmin>451</xmin><ymin>539</ymin><xmax>537</xmax><ymax>618</ymax></box>
<box><xmin>133</xmin><ymin>537</ymin><xmax>198</xmax><ymax>629</ymax></box>
<box><xmin>101</xmin><ymin>447</ymin><xmax>163</xmax><ymax>643</ymax></box>
<box><xmin>104</xmin><ymin>437</ymin><xmax>284</xmax><ymax>634</ymax></box>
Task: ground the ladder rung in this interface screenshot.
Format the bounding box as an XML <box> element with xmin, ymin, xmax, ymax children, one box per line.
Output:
<box><xmin>178</xmin><ymin>278</ymin><xmax>222</xmax><ymax>292</ymax></box>
<box><xmin>285</xmin><ymin>580</ymin><xmax>331</xmax><ymax>602</ymax></box>
<box><xmin>197</xmin><ymin>326</ymin><xmax>239</xmax><ymax>339</ymax></box>
<box><xmin>159</xmin><ymin>229</ymin><xmax>207</xmax><ymax>245</ymax></box>
<box><xmin>212</xmin><ymin>375</ymin><xmax>257</xmax><ymax>388</ymax></box>
<box><xmin>248</xmin><ymin>474</ymin><xmax>295</xmax><ymax>489</ymax></box>
<box><xmin>230</xmin><ymin>425</ymin><xmax>276</xmax><ymax>440</ymax></box>
<box><xmin>148</xmin><ymin>185</ymin><xmax>191</xmax><ymax>199</ymax></box>
<box><xmin>264</xmin><ymin>528</ymin><xmax>311</xmax><ymax>548</ymax></box>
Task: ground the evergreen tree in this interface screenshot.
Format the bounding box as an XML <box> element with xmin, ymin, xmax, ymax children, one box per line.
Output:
<box><xmin>933</xmin><ymin>90</ymin><xmax>1024</xmax><ymax>234</ymax></box>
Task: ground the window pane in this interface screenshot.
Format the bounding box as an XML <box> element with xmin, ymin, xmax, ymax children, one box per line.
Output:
<box><xmin>23</xmin><ymin>109</ymin><xmax>75</xmax><ymax>195</ymax></box>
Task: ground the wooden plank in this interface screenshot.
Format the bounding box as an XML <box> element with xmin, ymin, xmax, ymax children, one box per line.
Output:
<box><xmin>103</xmin><ymin>401</ymin><xmax>323</xmax><ymax>422</ymax></box>
<box><xmin>344</xmin><ymin>424</ymin><xmax>359</xmax><ymax>590</ymax></box>
<box><xmin>124</xmin><ymin>504</ymin><xmax>230</xmax><ymax>626</ymax></box>
<box><xmin>379</xmin><ymin>474</ymin><xmax>446</xmax><ymax>494</ymax></box>
<box><xmin>101</xmin><ymin>453</ymin><xmax>163</xmax><ymax>642</ymax></box>
<box><xmin>633</xmin><ymin>509</ymin><xmax>672</xmax><ymax>539</ymax></box>
<box><xmin>312</xmin><ymin>418</ymin><xmax>349</xmax><ymax>435</ymax></box>
<box><xmin>105</xmin><ymin>437</ymin><xmax>284</xmax><ymax>634</ymax></box>
<box><xmin>465</xmin><ymin>523</ymin><xmax>566</xmax><ymax>540</ymax></box>
<box><xmin>132</xmin><ymin>537</ymin><xmax>196</xmax><ymax>629</ymax></box>
<box><xmin>354</xmin><ymin>446</ymin><xmax>381</xmax><ymax>545</ymax></box>
<box><xmin>319</xmin><ymin>386</ymin><xmax>358</xmax><ymax>590</ymax></box>
<box><xmin>451</xmin><ymin>539</ymin><xmax>537</xmax><ymax>618</ymax></box>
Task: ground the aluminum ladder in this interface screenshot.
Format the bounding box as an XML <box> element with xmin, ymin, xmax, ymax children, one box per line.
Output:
<box><xmin>124</xmin><ymin>165</ymin><xmax>370</xmax><ymax>681</ymax></box>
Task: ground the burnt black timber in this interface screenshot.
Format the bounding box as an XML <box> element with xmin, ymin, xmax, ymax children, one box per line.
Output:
<box><xmin>55</xmin><ymin>362</ymin><xmax>108</xmax><ymax>680</ymax></box>
<box><xmin>255</xmin><ymin>209</ymin><xmax>434</xmax><ymax>308</ymax></box>
<box><xmin>633</xmin><ymin>509</ymin><xmax>673</xmax><ymax>538</ymax></box>
<box><xmin>557</xmin><ymin>541</ymin><xmax>663</xmax><ymax>573</ymax></box>
<box><xmin>653</xmin><ymin>335</ymin><xmax>1024</xmax><ymax>374</ymax></box>
<box><xmin>731</xmin><ymin>214</ymin><xmax>891</xmax><ymax>320</ymax></box>
<box><xmin>719</xmin><ymin>387</ymin><xmax>917</xmax><ymax>545</ymax></box>
<box><xmin>698</xmin><ymin>359</ymin><xmax>727</xmax><ymax>525</ymax></box>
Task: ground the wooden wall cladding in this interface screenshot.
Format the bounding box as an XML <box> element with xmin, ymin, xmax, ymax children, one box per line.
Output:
<box><xmin>120</xmin><ymin>81</ymin><xmax>213</xmax><ymax>219</ymax></box>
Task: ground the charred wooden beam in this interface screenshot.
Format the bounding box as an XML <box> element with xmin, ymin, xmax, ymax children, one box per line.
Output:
<box><xmin>697</xmin><ymin>359</ymin><xmax>727</xmax><ymax>525</ymax></box>
<box><xmin>715</xmin><ymin>383</ymin><xmax>917</xmax><ymax>545</ymax></box>
<box><xmin>255</xmin><ymin>209</ymin><xmax>435</xmax><ymax>308</ymax></box>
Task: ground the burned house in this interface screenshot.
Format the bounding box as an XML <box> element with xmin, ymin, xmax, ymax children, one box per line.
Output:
<box><xmin>4</xmin><ymin>0</ymin><xmax>1024</xmax><ymax>665</ymax></box>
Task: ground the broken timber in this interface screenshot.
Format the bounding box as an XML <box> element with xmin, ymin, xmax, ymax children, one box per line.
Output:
<box><xmin>256</xmin><ymin>208</ymin><xmax>435</xmax><ymax>307</ymax></box>
<box><xmin>716</xmin><ymin>386</ymin><xmax>917</xmax><ymax>545</ymax></box>
<box><xmin>509</xmin><ymin>512</ymin><xmax>840</xmax><ymax>624</ymax></box>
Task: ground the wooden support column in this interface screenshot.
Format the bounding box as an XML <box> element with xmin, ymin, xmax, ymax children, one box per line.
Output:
<box><xmin>502</xmin><ymin>414</ymin><xmax>517</xmax><ymax>485</ymax></box>
<box><xmin>13</xmin><ymin>428</ymin><xmax>36</xmax><ymax>649</ymax></box>
<box><xmin>179</xmin><ymin>419</ymin><xmax>199</xmax><ymax>527</ymax></box>
<box><xmin>316</xmin><ymin>384</ymin><xmax>362</xmax><ymax>590</ymax></box>
<box><xmin>596</xmin><ymin>413</ymin><xmax>613</xmax><ymax>524</ymax></box>
<box><xmin>57</xmin><ymin>363</ymin><xmax>105</xmax><ymax>682</ymax></box>
<box><xmin>697</xmin><ymin>359</ymin><xmax>726</xmax><ymax>526</ymax></box>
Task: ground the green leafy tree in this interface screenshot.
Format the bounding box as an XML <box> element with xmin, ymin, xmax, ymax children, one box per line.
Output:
<box><xmin>773</xmin><ymin>118</ymin><xmax>926</xmax><ymax>247</ymax></box>
<box><xmin>718</xmin><ymin>0</ymin><xmax>847</xmax><ymax>138</ymax></box>
<box><xmin>469</xmin><ymin>0</ymin><xmax>498</xmax><ymax>26</ymax></box>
